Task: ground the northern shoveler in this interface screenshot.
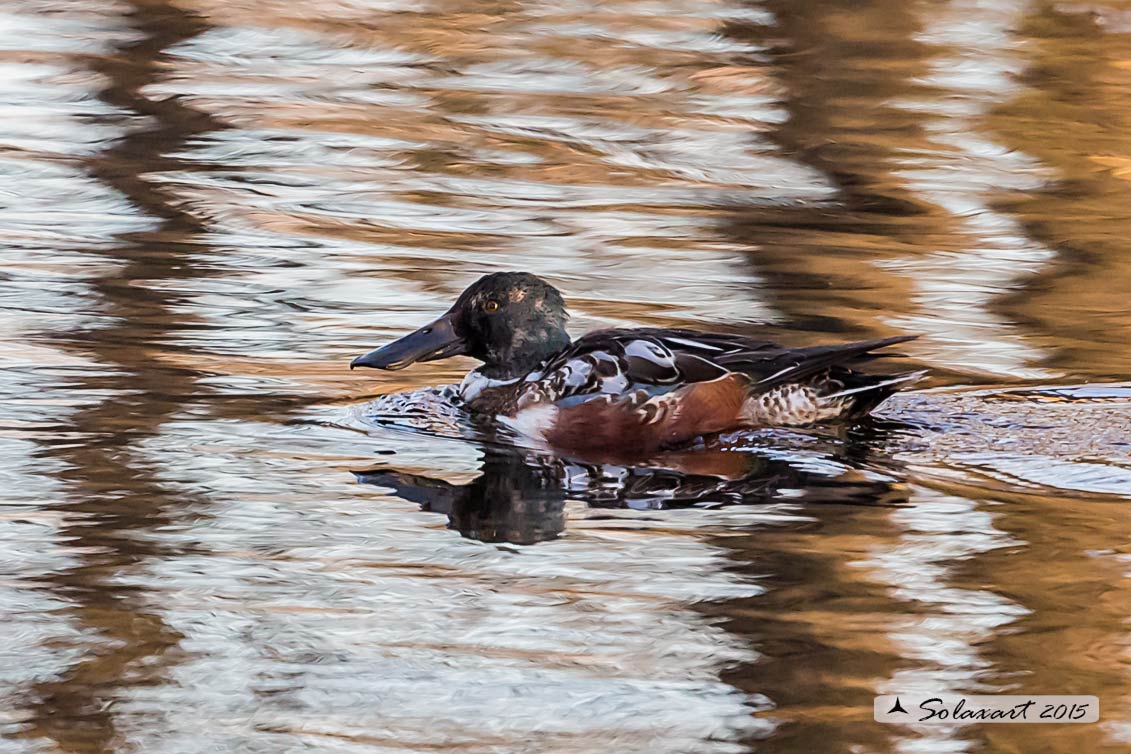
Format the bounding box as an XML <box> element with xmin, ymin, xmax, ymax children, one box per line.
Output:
<box><xmin>351</xmin><ymin>272</ymin><xmax>924</xmax><ymax>455</ymax></box>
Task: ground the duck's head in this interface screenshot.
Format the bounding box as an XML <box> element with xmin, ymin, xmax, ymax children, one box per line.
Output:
<box><xmin>351</xmin><ymin>272</ymin><xmax>571</xmax><ymax>379</ymax></box>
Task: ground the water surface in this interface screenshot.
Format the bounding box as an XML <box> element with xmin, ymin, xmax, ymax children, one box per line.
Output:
<box><xmin>1</xmin><ymin>0</ymin><xmax>1130</xmax><ymax>752</ymax></box>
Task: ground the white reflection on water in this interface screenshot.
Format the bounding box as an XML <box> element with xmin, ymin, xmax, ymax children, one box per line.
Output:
<box><xmin>0</xmin><ymin>437</ymin><xmax>86</xmax><ymax>742</ymax></box>
<box><xmin>887</xmin><ymin>0</ymin><xmax>1056</xmax><ymax>379</ymax></box>
<box><xmin>143</xmin><ymin>19</ymin><xmax>834</xmax><ymax>336</ymax></box>
<box><xmin>120</xmin><ymin>417</ymin><xmax>775</xmax><ymax>753</ymax></box>
<box><xmin>863</xmin><ymin>489</ymin><xmax>1025</xmax><ymax>754</ymax></box>
<box><xmin>2</xmin><ymin>0</ymin><xmax>1131</xmax><ymax>751</ymax></box>
<box><xmin>0</xmin><ymin>3</ymin><xmax>156</xmax><ymax>740</ymax></box>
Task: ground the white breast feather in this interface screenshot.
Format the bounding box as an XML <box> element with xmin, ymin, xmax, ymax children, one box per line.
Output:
<box><xmin>599</xmin><ymin>371</ymin><xmax>629</xmax><ymax>395</ymax></box>
<box><xmin>496</xmin><ymin>404</ymin><xmax>557</xmax><ymax>444</ymax></box>
<box><xmin>589</xmin><ymin>351</ymin><xmax>630</xmax><ymax>395</ymax></box>
<box><xmin>624</xmin><ymin>339</ymin><xmax>676</xmax><ymax>368</ymax></box>
<box><xmin>459</xmin><ymin>369</ymin><xmax>519</xmax><ymax>402</ymax></box>
<box><xmin>562</xmin><ymin>358</ymin><xmax>593</xmax><ymax>389</ymax></box>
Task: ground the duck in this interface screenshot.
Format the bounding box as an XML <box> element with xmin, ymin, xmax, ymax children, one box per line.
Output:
<box><xmin>350</xmin><ymin>271</ymin><xmax>924</xmax><ymax>456</ymax></box>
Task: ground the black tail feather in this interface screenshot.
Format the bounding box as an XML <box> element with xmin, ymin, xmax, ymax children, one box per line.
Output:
<box><xmin>735</xmin><ymin>335</ymin><xmax>919</xmax><ymax>391</ymax></box>
<box><xmin>834</xmin><ymin>370</ymin><xmax>928</xmax><ymax>419</ymax></box>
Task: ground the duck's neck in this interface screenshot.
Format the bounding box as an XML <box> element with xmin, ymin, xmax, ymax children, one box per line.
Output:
<box><xmin>480</xmin><ymin>326</ymin><xmax>570</xmax><ymax>380</ymax></box>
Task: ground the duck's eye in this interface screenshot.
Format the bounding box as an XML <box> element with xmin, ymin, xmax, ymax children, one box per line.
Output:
<box><xmin>484</xmin><ymin>299</ymin><xmax>500</xmax><ymax>313</ymax></box>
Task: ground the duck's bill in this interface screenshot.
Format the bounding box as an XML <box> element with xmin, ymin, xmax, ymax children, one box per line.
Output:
<box><xmin>350</xmin><ymin>313</ymin><xmax>467</xmax><ymax>370</ymax></box>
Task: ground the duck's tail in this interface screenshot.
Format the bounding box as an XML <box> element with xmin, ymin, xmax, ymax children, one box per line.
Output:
<box><xmin>739</xmin><ymin>335</ymin><xmax>925</xmax><ymax>426</ymax></box>
<box><xmin>748</xmin><ymin>335</ymin><xmax>916</xmax><ymax>389</ymax></box>
<box><xmin>822</xmin><ymin>369</ymin><xmax>928</xmax><ymax>420</ymax></box>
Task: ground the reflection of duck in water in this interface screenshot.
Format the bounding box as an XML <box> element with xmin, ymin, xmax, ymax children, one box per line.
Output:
<box><xmin>354</xmin><ymin>433</ymin><xmax>908</xmax><ymax>545</ymax></box>
<box><xmin>351</xmin><ymin>272</ymin><xmax>923</xmax><ymax>457</ymax></box>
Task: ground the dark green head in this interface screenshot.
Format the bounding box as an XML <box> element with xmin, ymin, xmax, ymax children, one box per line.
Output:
<box><xmin>350</xmin><ymin>272</ymin><xmax>571</xmax><ymax>379</ymax></box>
